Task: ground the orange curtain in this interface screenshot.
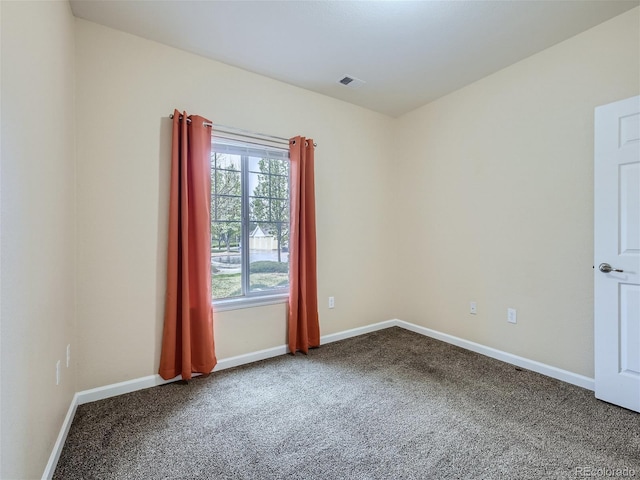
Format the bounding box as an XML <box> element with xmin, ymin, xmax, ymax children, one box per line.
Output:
<box><xmin>159</xmin><ymin>109</ymin><xmax>217</xmax><ymax>380</ymax></box>
<box><xmin>288</xmin><ymin>136</ymin><xmax>320</xmax><ymax>354</ymax></box>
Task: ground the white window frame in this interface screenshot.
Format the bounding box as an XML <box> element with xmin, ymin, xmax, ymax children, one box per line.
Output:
<box><xmin>211</xmin><ymin>136</ymin><xmax>290</xmax><ymax>312</ymax></box>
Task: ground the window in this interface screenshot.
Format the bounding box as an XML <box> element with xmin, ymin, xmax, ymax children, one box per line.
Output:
<box><xmin>210</xmin><ymin>138</ymin><xmax>290</xmax><ymax>307</ymax></box>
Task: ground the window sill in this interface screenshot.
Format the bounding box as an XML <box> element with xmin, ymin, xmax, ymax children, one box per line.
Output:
<box><xmin>212</xmin><ymin>293</ymin><xmax>289</xmax><ymax>313</ymax></box>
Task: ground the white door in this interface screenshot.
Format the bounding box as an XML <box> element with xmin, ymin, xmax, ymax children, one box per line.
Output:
<box><xmin>594</xmin><ymin>95</ymin><xmax>640</xmax><ymax>413</ymax></box>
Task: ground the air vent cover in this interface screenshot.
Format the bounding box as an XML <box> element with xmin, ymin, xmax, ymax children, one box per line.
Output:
<box><xmin>338</xmin><ymin>75</ymin><xmax>365</xmax><ymax>89</ymax></box>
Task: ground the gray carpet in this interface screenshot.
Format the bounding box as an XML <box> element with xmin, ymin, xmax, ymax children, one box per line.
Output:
<box><xmin>54</xmin><ymin>327</ymin><xmax>640</xmax><ymax>479</ymax></box>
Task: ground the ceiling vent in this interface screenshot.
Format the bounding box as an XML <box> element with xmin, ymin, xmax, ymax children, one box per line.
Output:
<box><xmin>338</xmin><ymin>75</ymin><xmax>365</xmax><ymax>89</ymax></box>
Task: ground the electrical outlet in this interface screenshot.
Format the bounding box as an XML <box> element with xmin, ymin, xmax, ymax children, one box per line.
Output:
<box><xmin>470</xmin><ymin>302</ymin><xmax>477</xmax><ymax>315</ymax></box>
<box><xmin>328</xmin><ymin>296</ymin><xmax>335</xmax><ymax>309</ymax></box>
<box><xmin>66</xmin><ymin>344</ymin><xmax>71</xmax><ymax>368</ymax></box>
<box><xmin>507</xmin><ymin>308</ymin><xmax>517</xmax><ymax>324</ymax></box>
<box><xmin>56</xmin><ymin>360</ymin><xmax>61</xmax><ymax>385</ymax></box>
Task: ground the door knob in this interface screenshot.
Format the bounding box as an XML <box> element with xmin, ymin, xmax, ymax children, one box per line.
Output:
<box><xmin>599</xmin><ymin>263</ymin><xmax>624</xmax><ymax>273</ymax></box>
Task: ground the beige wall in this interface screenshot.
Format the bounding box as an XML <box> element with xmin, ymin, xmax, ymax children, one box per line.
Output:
<box><xmin>74</xmin><ymin>19</ymin><xmax>396</xmax><ymax>391</ymax></box>
<box><xmin>393</xmin><ymin>8</ymin><xmax>640</xmax><ymax>378</ymax></box>
<box><xmin>0</xmin><ymin>1</ymin><xmax>77</xmax><ymax>478</ymax></box>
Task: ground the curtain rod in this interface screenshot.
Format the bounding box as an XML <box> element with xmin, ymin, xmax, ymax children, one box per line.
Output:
<box><xmin>169</xmin><ymin>114</ymin><xmax>316</xmax><ymax>147</ymax></box>
<box><xmin>169</xmin><ymin>113</ymin><xmax>214</xmax><ymax>129</ymax></box>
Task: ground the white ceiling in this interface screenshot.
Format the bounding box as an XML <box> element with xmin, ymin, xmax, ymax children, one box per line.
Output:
<box><xmin>69</xmin><ymin>0</ymin><xmax>639</xmax><ymax>117</ymax></box>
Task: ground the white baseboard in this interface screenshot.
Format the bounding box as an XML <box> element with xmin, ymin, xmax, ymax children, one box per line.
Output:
<box><xmin>75</xmin><ymin>320</ymin><xmax>396</xmax><ymax>406</ymax></box>
<box><xmin>395</xmin><ymin>319</ymin><xmax>595</xmax><ymax>391</ymax></box>
<box><xmin>76</xmin><ymin>374</ymin><xmax>167</xmax><ymax>405</ymax></box>
<box><xmin>73</xmin><ymin>317</ymin><xmax>592</xmax><ymax>404</ymax></box>
<box><xmin>42</xmin><ymin>393</ymin><xmax>79</xmax><ymax>480</ymax></box>
<box><xmin>214</xmin><ymin>344</ymin><xmax>289</xmax><ymax>371</ymax></box>
<box><xmin>44</xmin><ymin>317</ymin><xmax>594</xmax><ymax>478</ymax></box>
<box><xmin>76</xmin><ymin>344</ymin><xmax>291</xmax><ymax>406</ymax></box>
<box><xmin>320</xmin><ymin>319</ymin><xmax>397</xmax><ymax>345</ymax></box>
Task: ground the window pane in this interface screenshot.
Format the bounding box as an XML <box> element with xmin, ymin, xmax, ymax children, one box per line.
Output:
<box><xmin>214</xmin><ymin>195</ymin><xmax>241</xmax><ymax>222</ymax></box>
<box><xmin>211</xmin><ymin>151</ymin><xmax>242</xmax><ymax>229</ymax></box>
<box><xmin>211</xmin><ymin>221</ymin><xmax>242</xmax><ymax>299</ymax></box>
<box><xmin>212</xmin><ymin>170</ymin><xmax>241</xmax><ymax>198</ymax></box>
<box><xmin>248</xmin><ymin>171</ymin><xmax>263</xmax><ymax>221</ymax></box>
<box><xmin>249</xmin><ymin>221</ymin><xmax>289</xmax><ymax>293</ymax></box>
<box><xmin>249</xmin><ymin>157</ymin><xmax>289</xmax><ymax>224</ymax></box>
<box><xmin>214</xmin><ymin>153</ymin><xmax>241</xmax><ymax>171</ymax></box>
<box><xmin>248</xmin><ymin>156</ymin><xmax>265</xmax><ymax>173</ymax></box>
